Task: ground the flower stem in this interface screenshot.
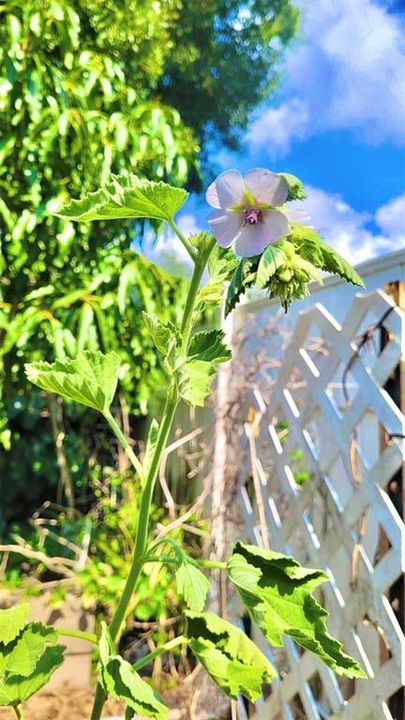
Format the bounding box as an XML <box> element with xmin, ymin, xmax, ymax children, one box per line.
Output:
<box><xmin>14</xmin><ymin>706</ymin><xmax>24</xmax><ymax>720</ymax></box>
<box><xmin>132</xmin><ymin>635</ymin><xmax>187</xmax><ymax>672</ymax></box>
<box><xmin>103</xmin><ymin>409</ymin><xmax>144</xmax><ymax>478</ymax></box>
<box><xmin>90</xmin><ymin>243</ymin><xmax>214</xmax><ymax>720</ymax></box>
<box><xmin>57</xmin><ymin>628</ymin><xmax>97</xmax><ymax>644</ymax></box>
<box><xmin>145</xmin><ymin>555</ymin><xmax>226</xmax><ymax>570</ymax></box>
<box><xmin>168</xmin><ymin>220</ymin><xmax>197</xmax><ymax>261</ymax></box>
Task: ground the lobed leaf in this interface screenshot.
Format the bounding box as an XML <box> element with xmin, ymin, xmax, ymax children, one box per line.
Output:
<box><xmin>227</xmin><ymin>542</ymin><xmax>366</xmax><ymax>679</ymax></box>
<box><xmin>279</xmin><ymin>173</ymin><xmax>306</xmax><ymax>201</ymax></box>
<box><xmin>98</xmin><ymin>624</ymin><xmax>167</xmax><ymax>719</ymax></box>
<box><xmin>176</xmin><ymin>563</ymin><xmax>210</xmax><ymax>613</ymax></box>
<box><xmin>290</xmin><ymin>225</ymin><xmax>365</xmax><ymax>288</ymax></box>
<box><xmin>55</xmin><ymin>172</ymin><xmax>188</xmax><ymax>224</ymax></box>
<box><xmin>256</xmin><ymin>244</ymin><xmax>287</xmax><ymax>289</ymax></box>
<box><xmin>25</xmin><ymin>350</ymin><xmax>121</xmax><ymax>414</ymax></box>
<box><xmin>225</xmin><ymin>257</ymin><xmax>258</xmax><ymax>317</ymax></box>
<box><xmin>0</xmin><ymin>604</ymin><xmax>30</xmax><ymax>646</ymax></box>
<box><xmin>186</xmin><ymin>611</ymin><xmax>276</xmax><ymax>701</ymax></box>
<box><xmin>178</xmin><ymin>330</ymin><xmax>231</xmax><ymax>407</ymax></box>
<box><xmin>0</xmin><ymin>645</ymin><xmax>65</xmax><ymax>706</ymax></box>
<box><xmin>0</xmin><ymin>623</ymin><xmax>58</xmax><ymax>678</ymax></box>
<box><xmin>142</xmin><ymin>312</ymin><xmax>180</xmax><ymax>358</ymax></box>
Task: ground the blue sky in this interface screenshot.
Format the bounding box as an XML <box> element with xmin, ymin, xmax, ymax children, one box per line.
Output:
<box><xmin>154</xmin><ymin>0</ymin><xmax>405</xmax><ymax>269</ymax></box>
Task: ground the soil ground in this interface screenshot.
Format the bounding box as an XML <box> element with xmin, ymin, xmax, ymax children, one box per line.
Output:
<box><xmin>0</xmin><ymin>679</ymin><xmax>223</xmax><ymax>720</ymax></box>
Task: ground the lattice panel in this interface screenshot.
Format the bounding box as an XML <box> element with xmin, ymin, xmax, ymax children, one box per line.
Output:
<box><xmin>237</xmin><ymin>290</ymin><xmax>405</xmax><ymax>720</ymax></box>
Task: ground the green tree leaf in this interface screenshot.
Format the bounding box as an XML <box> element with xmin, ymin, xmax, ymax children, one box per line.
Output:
<box><xmin>256</xmin><ymin>244</ymin><xmax>287</xmax><ymax>289</ymax></box>
<box><xmin>176</xmin><ymin>563</ymin><xmax>210</xmax><ymax>613</ymax></box>
<box><xmin>0</xmin><ymin>645</ymin><xmax>65</xmax><ymax>706</ymax></box>
<box><xmin>25</xmin><ymin>350</ymin><xmax>121</xmax><ymax>413</ymax></box>
<box><xmin>0</xmin><ymin>604</ymin><xmax>30</xmax><ymax>646</ymax></box>
<box><xmin>178</xmin><ymin>330</ymin><xmax>231</xmax><ymax>407</ymax></box>
<box><xmin>227</xmin><ymin>542</ymin><xmax>366</xmax><ymax>679</ymax></box>
<box><xmin>98</xmin><ymin>624</ymin><xmax>167</xmax><ymax>719</ymax></box>
<box><xmin>186</xmin><ymin>611</ymin><xmax>276</xmax><ymax>701</ymax></box>
<box><xmin>0</xmin><ymin>623</ymin><xmax>57</xmax><ymax>678</ymax></box>
<box><xmin>55</xmin><ymin>172</ymin><xmax>188</xmax><ymax>224</ymax></box>
<box><xmin>290</xmin><ymin>225</ymin><xmax>365</xmax><ymax>288</ymax></box>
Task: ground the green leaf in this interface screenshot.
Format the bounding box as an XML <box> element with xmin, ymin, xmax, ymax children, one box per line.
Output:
<box><xmin>98</xmin><ymin>624</ymin><xmax>167</xmax><ymax>719</ymax></box>
<box><xmin>55</xmin><ymin>172</ymin><xmax>188</xmax><ymax>224</ymax></box>
<box><xmin>178</xmin><ymin>330</ymin><xmax>231</xmax><ymax>407</ymax></box>
<box><xmin>142</xmin><ymin>312</ymin><xmax>180</xmax><ymax>357</ymax></box>
<box><xmin>25</xmin><ymin>350</ymin><xmax>121</xmax><ymax>413</ymax></box>
<box><xmin>0</xmin><ymin>604</ymin><xmax>30</xmax><ymax>646</ymax></box>
<box><xmin>256</xmin><ymin>244</ymin><xmax>287</xmax><ymax>289</ymax></box>
<box><xmin>227</xmin><ymin>542</ymin><xmax>366</xmax><ymax>679</ymax></box>
<box><xmin>176</xmin><ymin>563</ymin><xmax>210</xmax><ymax>613</ymax></box>
<box><xmin>279</xmin><ymin>173</ymin><xmax>306</xmax><ymax>201</ymax></box>
<box><xmin>186</xmin><ymin>611</ymin><xmax>276</xmax><ymax>701</ymax></box>
<box><xmin>0</xmin><ymin>645</ymin><xmax>65</xmax><ymax>706</ymax></box>
<box><xmin>0</xmin><ymin>623</ymin><xmax>57</xmax><ymax>678</ymax></box>
<box><xmin>208</xmin><ymin>246</ymin><xmax>239</xmax><ymax>282</ymax></box>
<box><xmin>196</xmin><ymin>246</ymin><xmax>239</xmax><ymax>310</ymax></box>
<box><xmin>225</xmin><ymin>257</ymin><xmax>258</xmax><ymax>317</ymax></box>
<box><xmin>187</xmin><ymin>330</ymin><xmax>231</xmax><ymax>364</ymax></box>
<box><xmin>290</xmin><ymin>225</ymin><xmax>365</xmax><ymax>288</ymax></box>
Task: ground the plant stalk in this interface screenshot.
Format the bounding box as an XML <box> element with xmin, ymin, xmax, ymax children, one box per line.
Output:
<box><xmin>57</xmin><ymin>628</ymin><xmax>97</xmax><ymax>644</ymax></box>
<box><xmin>90</xmin><ymin>245</ymin><xmax>213</xmax><ymax>720</ymax></box>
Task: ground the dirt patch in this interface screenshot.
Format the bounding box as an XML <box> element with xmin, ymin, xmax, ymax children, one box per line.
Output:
<box><xmin>0</xmin><ymin>678</ymin><xmax>228</xmax><ymax>720</ymax></box>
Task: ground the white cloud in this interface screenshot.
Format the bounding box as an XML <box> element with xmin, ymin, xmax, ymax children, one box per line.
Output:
<box><xmin>248</xmin><ymin>0</ymin><xmax>405</xmax><ymax>156</ymax></box>
<box><xmin>375</xmin><ymin>193</ymin><xmax>405</xmax><ymax>238</ymax></box>
<box><xmin>298</xmin><ymin>187</ymin><xmax>404</xmax><ymax>264</ymax></box>
<box><xmin>247</xmin><ymin>99</ymin><xmax>309</xmax><ymax>155</ymax></box>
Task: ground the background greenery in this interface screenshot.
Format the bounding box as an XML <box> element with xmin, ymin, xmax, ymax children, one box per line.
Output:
<box><xmin>0</xmin><ymin>0</ymin><xmax>298</xmax><ymax>605</ymax></box>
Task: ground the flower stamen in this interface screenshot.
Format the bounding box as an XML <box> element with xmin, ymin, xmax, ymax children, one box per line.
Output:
<box><xmin>244</xmin><ymin>208</ymin><xmax>263</xmax><ymax>225</ymax></box>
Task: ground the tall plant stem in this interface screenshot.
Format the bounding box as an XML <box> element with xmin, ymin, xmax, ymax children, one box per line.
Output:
<box><xmin>90</xmin><ymin>245</ymin><xmax>213</xmax><ymax>720</ymax></box>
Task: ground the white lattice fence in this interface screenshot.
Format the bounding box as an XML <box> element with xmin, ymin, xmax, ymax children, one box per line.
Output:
<box><xmin>235</xmin><ymin>288</ymin><xmax>405</xmax><ymax>720</ymax></box>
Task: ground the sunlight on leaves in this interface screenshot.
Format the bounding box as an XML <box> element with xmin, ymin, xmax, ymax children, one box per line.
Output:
<box><xmin>25</xmin><ymin>350</ymin><xmax>121</xmax><ymax>414</ymax></box>
<box><xmin>227</xmin><ymin>542</ymin><xmax>366</xmax><ymax>679</ymax></box>
<box><xmin>0</xmin><ymin>604</ymin><xmax>30</xmax><ymax>646</ymax></box>
<box><xmin>176</xmin><ymin>562</ymin><xmax>210</xmax><ymax>613</ymax></box>
<box><xmin>186</xmin><ymin>611</ymin><xmax>277</xmax><ymax>701</ymax></box>
<box><xmin>98</xmin><ymin>624</ymin><xmax>167</xmax><ymax>719</ymax></box>
<box><xmin>55</xmin><ymin>172</ymin><xmax>188</xmax><ymax>224</ymax></box>
<box><xmin>178</xmin><ymin>330</ymin><xmax>231</xmax><ymax>407</ymax></box>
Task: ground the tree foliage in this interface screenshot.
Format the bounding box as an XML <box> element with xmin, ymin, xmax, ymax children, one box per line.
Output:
<box><xmin>0</xmin><ymin>0</ymin><xmax>297</xmax><ymax>530</ymax></box>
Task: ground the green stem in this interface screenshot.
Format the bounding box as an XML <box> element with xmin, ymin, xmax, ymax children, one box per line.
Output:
<box><xmin>145</xmin><ymin>555</ymin><xmax>226</xmax><ymax>570</ymax></box>
<box><xmin>90</xmin><ymin>246</ymin><xmax>214</xmax><ymax>720</ymax></box>
<box><xmin>104</xmin><ymin>410</ymin><xmax>144</xmax><ymax>478</ymax></box>
<box><xmin>57</xmin><ymin>628</ymin><xmax>97</xmax><ymax>644</ymax></box>
<box><xmin>132</xmin><ymin>635</ymin><xmax>187</xmax><ymax>672</ymax></box>
<box><xmin>168</xmin><ymin>220</ymin><xmax>197</xmax><ymax>261</ymax></box>
<box><xmin>14</xmin><ymin>706</ymin><xmax>24</xmax><ymax>720</ymax></box>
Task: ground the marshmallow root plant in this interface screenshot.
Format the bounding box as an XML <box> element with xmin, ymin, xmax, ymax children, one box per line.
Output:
<box><xmin>0</xmin><ymin>169</ymin><xmax>366</xmax><ymax>719</ymax></box>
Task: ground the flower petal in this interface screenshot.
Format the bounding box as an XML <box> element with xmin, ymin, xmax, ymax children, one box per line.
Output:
<box><xmin>234</xmin><ymin>209</ymin><xmax>289</xmax><ymax>257</ymax></box>
<box><xmin>244</xmin><ymin>168</ymin><xmax>288</xmax><ymax>207</ymax></box>
<box><xmin>206</xmin><ymin>169</ymin><xmax>245</xmax><ymax>210</ymax></box>
<box><xmin>208</xmin><ymin>209</ymin><xmax>243</xmax><ymax>248</ymax></box>
<box><xmin>284</xmin><ymin>206</ymin><xmax>311</xmax><ymax>224</ymax></box>
<box><xmin>234</xmin><ymin>225</ymin><xmax>270</xmax><ymax>257</ymax></box>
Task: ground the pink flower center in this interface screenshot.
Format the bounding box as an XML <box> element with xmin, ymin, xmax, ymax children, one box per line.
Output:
<box><xmin>244</xmin><ymin>208</ymin><xmax>262</xmax><ymax>225</ymax></box>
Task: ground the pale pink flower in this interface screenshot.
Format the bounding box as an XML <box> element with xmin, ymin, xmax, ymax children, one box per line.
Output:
<box><xmin>206</xmin><ymin>168</ymin><xmax>293</xmax><ymax>257</ymax></box>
